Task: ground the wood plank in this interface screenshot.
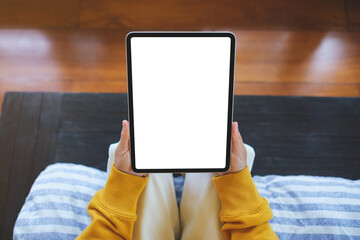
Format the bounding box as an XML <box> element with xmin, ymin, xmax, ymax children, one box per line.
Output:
<box><xmin>0</xmin><ymin>92</ymin><xmax>23</xmax><ymax>236</ymax></box>
<box><xmin>347</xmin><ymin>0</ymin><xmax>360</xmax><ymax>31</ymax></box>
<box><xmin>71</xmin><ymin>81</ymin><xmax>127</xmax><ymax>93</ymax></box>
<box><xmin>233</xmin><ymin>30</ymin><xmax>360</xmax><ymax>84</ymax></box>
<box><xmin>0</xmin><ymin>30</ymin><xmax>358</xmax><ymax>87</ymax></box>
<box><xmin>0</xmin><ymin>29</ymin><xmax>127</xmax><ymax>83</ymax></box>
<box><xmin>0</xmin><ymin>0</ymin><xmax>80</xmax><ymax>27</ymax></box>
<box><xmin>31</xmin><ymin>93</ymin><xmax>62</xmax><ymax>179</ymax></box>
<box><xmin>79</xmin><ymin>0</ymin><xmax>347</xmax><ymax>31</ymax></box>
<box><xmin>72</xmin><ymin>81</ymin><xmax>360</xmax><ymax>97</ymax></box>
<box><xmin>0</xmin><ymin>93</ymin><xmax>42</xmax><ymax>239</ymax></box>
<box><xmin>0</xmin><ymin>81</ymin><xmax>73</xmax><ymax>92</ymax></box>
<box><xmin>234</xmin><ymin>83</ymin><xmax>360</xmax><ymax>97</ymax></box>
<box><xmin>1</xmin><ymin>29</ymin><xmax>360</xmax><ymax>115</ymax></box>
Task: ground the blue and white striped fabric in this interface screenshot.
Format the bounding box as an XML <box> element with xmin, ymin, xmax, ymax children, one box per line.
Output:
<box><xmin>14</xmin><ymin>163</ymin><xmax>360</xmax><ymax>239</ymax></box>
<box><xmin>14</xmin><ymin>164</ymin><xmax>107</xmax><ymax>240</ymax></box>
<box><xmin>253</xmin><ymin>175</ymin><xmax>360</xmax><ymax>239</ymax></box>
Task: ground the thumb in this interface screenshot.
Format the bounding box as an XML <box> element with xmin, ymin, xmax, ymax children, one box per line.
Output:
<box><xmin>231</xmin><ymin>121</ymin><xmax>243</xmax><ymax>157</ymax></box>
<box><xmin>119</xmin><ymin>120</ymin><xmax>129</xmax><ymax>150</ymax></box>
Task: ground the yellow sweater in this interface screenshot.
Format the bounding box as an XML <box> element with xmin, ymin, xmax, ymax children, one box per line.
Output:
<box><xmin>77</xmin><ymin>165</ymin><xmax>278</xmax><ymax>239</ymax></box>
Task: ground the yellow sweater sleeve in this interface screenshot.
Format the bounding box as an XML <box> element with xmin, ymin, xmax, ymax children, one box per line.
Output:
<box><xmin>212</xmin><ymin>166</ymin><xmax>279</xmax><ymax>240</ymax></box>
<box><xmin>76</xmin><ymin>164</ymin><xmax>148</xmax><ymax>240</ymax></box>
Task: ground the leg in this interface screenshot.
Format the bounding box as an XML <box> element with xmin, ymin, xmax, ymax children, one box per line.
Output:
<box><xmin>180</xmin><ymin>144</ymin><xmax>255</xmax><ymax>240</ymax></box>
<box><xmin>107</xmin><ymin>142</ymin><xmax>181</xmax><ymax>240</ymax></box>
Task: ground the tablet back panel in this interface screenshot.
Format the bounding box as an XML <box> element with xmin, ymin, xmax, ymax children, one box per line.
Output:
<box><xmin>127</xmin><ymin>32</ymin><xmax>235</xmax><ymax>172</ymax></box>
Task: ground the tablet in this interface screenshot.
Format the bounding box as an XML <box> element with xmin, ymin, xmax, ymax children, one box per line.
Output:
<box><xmin>126</xmin><ymin>32</ymin><xmax>235</xmax><ymax>173</ymax></box>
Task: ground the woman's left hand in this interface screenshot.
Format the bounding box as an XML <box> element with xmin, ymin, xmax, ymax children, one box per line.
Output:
<box><xmin>114</xmin><ymin>120</ymin><xmax>145</xmax><ymax>177</ymax></box>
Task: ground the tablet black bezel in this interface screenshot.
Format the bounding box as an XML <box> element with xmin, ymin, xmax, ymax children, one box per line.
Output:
<box><xmin>126</xmin><ymin>31</ymin><xmax>236</xmax><ymax>173</ymax></box>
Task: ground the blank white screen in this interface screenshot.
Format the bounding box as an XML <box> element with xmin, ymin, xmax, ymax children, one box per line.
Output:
<box><xmin>130</xmin><ymin>36</ymin><xmax>231</xmax><ymax>169</ymax></box>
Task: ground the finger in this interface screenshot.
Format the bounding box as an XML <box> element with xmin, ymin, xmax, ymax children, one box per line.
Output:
<box><xmin>236</xmin><ymin>122</ymin><xmax>245</xmax><ymax>145</ymax></box>
<box><xmin>233</xmin><ymin>121</ymin><xmax>245</xmax><ymax>144</ymax></box>
<box><xmin>231</xmin><ymin>121</ymin><xmax>242</xmax><ymax>157</ymax></box>
<box><xmin>119</xmin><ymin>120</ymin><xmax>129</xmax><ymax>150</ymax></box>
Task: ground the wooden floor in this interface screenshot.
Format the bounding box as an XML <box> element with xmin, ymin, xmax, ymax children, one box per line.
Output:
<box><xmin>0</xmin><ymin>29</ymin><xmax>360</xmax><ymax>112</ymax></box>
<box><xmin>1</xmin><ymin>0</ymin><xmax>359</xmax><ymax>31</ymax></box>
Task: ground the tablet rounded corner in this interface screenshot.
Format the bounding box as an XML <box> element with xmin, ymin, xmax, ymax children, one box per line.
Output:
<box><xmin>218</xmin><ymin>160</ymin><xmax>230</xmax><ymax>173</ymax></box>
<box><xmin>126</xmin><ymin>31</ymin><xmax>137</xmax><ymax>41</ymax></box>
<box><xmin>224</xmin><ymin>32</ymin><xmax>236</xmax><ymax>43</ymax></box>
<box><xmin>131</xmin><ymin>160</ymin><xmax>141</xmax><ymax>173</ymax></box>
<box><xmin>224</xmin><ymin>164</ymin><xmax>231</xmax><ymax>172</ymax></box>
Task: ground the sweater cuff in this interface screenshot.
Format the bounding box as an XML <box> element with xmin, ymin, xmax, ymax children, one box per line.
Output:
<box><xmin>212</xmin><ymin>166</ymin><xmax>264</xmax><ymax>217</ymax></box>
<box><xmin>94</xmin><ymin>164</ymin><xmax>148</xmax><ymax>217</ymax></box>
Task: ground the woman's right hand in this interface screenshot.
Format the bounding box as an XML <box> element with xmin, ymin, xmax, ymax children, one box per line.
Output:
<box><xmin>216</xmin><ymin>121</ymin><xmax>247</xmax><ymax>176</ymax></box>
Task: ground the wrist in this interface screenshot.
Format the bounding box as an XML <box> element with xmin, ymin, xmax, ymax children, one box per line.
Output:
<box><xmin>114</xmin><ymin>161</ymin><xmax>145</xmax><ymax>177</ymax></box>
